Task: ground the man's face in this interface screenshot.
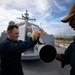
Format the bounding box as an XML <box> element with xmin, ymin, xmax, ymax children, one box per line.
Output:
<box><xmin>8</xmin><ymin>28</ymin><xmax>19</xmax><ymax>41</ymax></box>
<box><xmin>69</xmin><ymin>18</ymin><xmax>75</xmax><ymax>30</ymax></box>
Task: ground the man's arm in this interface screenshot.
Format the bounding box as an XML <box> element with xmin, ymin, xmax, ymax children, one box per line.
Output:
<box><xmin>0</xmin><ymin>30</ymin><xmax>45</xmax><ymax>54</ymax></box>
<box><xmin>56</xmin><ymin>53</ymin><xmax>66</xmax><ymax>68</ymax></box>
<box><xmin>55</xmin><ymin>41</ymin><xmax>74</xmax><ymax>68</ymax></box>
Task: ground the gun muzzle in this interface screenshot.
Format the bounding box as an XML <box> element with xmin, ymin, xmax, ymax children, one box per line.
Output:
<box><xmin>37</xmin><ymin>44</ymin><xmax>56</xmax><ymax>63</ymax></box>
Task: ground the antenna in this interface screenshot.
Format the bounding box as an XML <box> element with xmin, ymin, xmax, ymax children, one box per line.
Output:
<box><xmin>17</xmin><ymin>10</ymin><xmax>36</xmax><ymax>22</ymax></box>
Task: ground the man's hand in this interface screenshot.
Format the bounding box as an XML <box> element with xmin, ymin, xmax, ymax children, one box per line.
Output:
<box><xmin>39</xmin><ymin>29</ymin><xmax>45</xmax><ymax>38</ymax></box>
<box><xmin>31</xmin><ymin>30</ymin><xmax>39</xmax><ymax>40</ymax></box>
<box><xmin>31</xmin><ymin>29</ymin><xmax>45</xmax><ymax>40</ymax></box>
<box><xmin>55</xmin><ymin>53</ymin><xmax>62</xmax><ymax>61</ymax></box>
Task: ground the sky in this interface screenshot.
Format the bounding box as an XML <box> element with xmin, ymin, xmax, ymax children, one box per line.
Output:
<box><xmin>0</xmin><ymin>0</ymin><xmax>75</xmax><ymax>37</ymax></box>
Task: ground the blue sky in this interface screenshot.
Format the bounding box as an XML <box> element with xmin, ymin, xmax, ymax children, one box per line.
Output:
<box><xmin>0</xmin><ymin>0</ymin><xmax>75</xmax><ymax>37</ymax></box>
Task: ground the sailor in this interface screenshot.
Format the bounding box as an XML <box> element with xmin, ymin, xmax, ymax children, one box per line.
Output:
<box><xmin>0</xmin><ymin>21</ymin><xmax>44</xmax><ymax>75</ymax></box>
<box><xmin>56</xmin><ymin>4</ymin><xmax>75</xmax><ymax>75</ymax></box>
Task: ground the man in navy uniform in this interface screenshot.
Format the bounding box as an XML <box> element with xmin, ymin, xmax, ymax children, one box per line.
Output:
<box><xmin>0</xmin><ymin>21</ymin><xmax>44</xmax><ymax>75</ymax></box>
<box><xmin>56</xmin><ymin>4</ymin><xmax>75</xmax><ymax>75</ymax></box>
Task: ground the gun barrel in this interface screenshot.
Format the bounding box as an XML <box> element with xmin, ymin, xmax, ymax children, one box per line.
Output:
<box><xmin>37</xmin><ymin>44</ymin><xmax>56</xmax><ymax>63</ymax></box>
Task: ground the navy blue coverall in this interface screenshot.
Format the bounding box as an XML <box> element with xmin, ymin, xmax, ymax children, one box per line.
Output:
<box><xmin>61</xmin><ymin>40</ymin><xmax>75</xmax><ymax>75</ymax></box>
<box><xmin>0</xmin><ymin>37</ymin><xmax>37</xmax><ymax>75</ymax></box>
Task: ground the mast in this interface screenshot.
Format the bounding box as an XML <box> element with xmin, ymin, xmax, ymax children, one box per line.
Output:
<box><xmin>17</xmin><ymin>10</ymin><xmax>36</xmax><ymax>25</ymax></box>
<box><xmin>17</xmin><ymin>10</ymin><xmax>42</xmax><ymax>30</ymax></box>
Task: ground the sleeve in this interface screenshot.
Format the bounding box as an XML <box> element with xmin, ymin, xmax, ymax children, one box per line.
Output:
<box><xmin>1</xmin><ymin>37</ymin><xmax>38</xmax><ymax>54</ymax></box>
<box><xmin>61</xmin><ymin>42</ymin><xmax>74</xmax><ymax>68</ymax></box>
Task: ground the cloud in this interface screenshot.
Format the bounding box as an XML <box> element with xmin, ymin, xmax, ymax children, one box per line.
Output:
<box><xmin>0</xmin><ymin>0</ymin><xmax>75</xmax><ymax>37</ymax></box>
<box><xmin>45</xmin><ymin>26</ymin><xmax>75</xmax><ymax>36</ymax></box>
<box><xmin>0</xmin><ymin>7</ymin><xmax>22</xmax><ymax>25</ymax></box>
<box><xmin>34</xmin><ymin>0</ymin><xmax>49</xmax><ymax>14</ymax></box>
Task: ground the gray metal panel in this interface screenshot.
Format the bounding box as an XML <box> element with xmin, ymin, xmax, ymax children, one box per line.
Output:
<box><xmin>0</xmin><ymin>31</ymin><xmax>7</xmax><ymax>43</ymax></box>
<box><xmin>42</xmin><ymin>34</ymin><xmax>55</xmax><ymax>47</ymax></box>
<box><xmin>18</xmin><ymin>25</ymin><xmax>26</xmax><ymax>41</ymax></box>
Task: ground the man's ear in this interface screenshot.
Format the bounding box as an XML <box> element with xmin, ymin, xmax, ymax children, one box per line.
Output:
<box><xmin>7</xmin><ymin>31</ymin><xmax>11</xmax><ymax>35</ymax></box>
